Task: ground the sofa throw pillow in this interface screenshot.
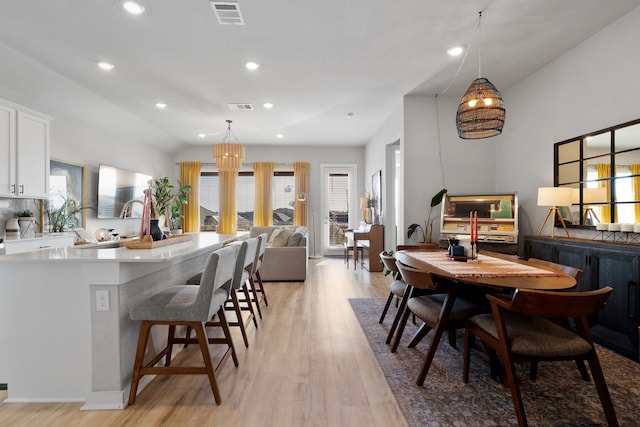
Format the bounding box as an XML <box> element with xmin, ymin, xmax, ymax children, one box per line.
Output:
<box><xmin>272</xmin><ymin>228</ymin><xmax>292</xmax><ymax>247</ymax></box>
<box><xmin>267</xmin><ymin>228</ymin><xmax>282</xmax><ymax>246</ymax></box>
<box><xmin>287</xmin><ymin>232</ymin><xmax>304</xmax><ymax>247</ymax></box>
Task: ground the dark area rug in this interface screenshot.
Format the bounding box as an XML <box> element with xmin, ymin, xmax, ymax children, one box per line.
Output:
<box><xmin>350</xmin><ymin>297</ymin><xmax>640</xmax><ymax>427</ymax></box>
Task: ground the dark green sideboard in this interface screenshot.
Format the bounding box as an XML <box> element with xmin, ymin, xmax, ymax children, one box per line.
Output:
<box><xmin>523</xmin><ymin>236</ymin><xmax>639</xmax><ymax>361</ymax></box>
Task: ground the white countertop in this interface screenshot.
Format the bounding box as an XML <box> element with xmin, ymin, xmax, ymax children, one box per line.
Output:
<box><xmin>0</xmin><ymin>232</ymin><xmax>246</xmax><ymax>263</ymax></box>
<box><xmin>1</xmin><ymin>232</ymin><xmax>76</xmax><ymax>243</ymax></box>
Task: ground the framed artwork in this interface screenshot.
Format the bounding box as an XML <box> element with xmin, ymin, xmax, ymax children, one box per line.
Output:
<box><xmin>371</xmin><ymin>170</ymin><xmax>382</xmax><ymax>223</ymax></box>
<box><xmin>48</xmin><ymin>159</ymin><xmax>87</xmax><ymax>230</ymax></box>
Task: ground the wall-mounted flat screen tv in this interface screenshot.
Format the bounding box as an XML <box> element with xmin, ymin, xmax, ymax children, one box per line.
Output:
<box><xmin>97</xmin><ymin>164</ymin><xmax>152</xmax><ymax>219</ymax></box>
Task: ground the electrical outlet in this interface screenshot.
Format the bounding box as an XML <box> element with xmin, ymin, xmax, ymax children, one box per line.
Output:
<box><xmin>96</xmin><ymin>290</ymin><xmax>110</xmax><ymax>311</ymax></box>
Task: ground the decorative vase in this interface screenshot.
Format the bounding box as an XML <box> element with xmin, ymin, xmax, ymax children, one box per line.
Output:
<box><xmin>148</xmin><ymin>219</ymin><xmax>164</xmax><ymax>241</ymax></box>
<box><xmin>6</xmin><ymin>218</ymin><xmax>19</xmax><ymax>233</ymax></box>
<box><xmin>18</xmin><ymin>217</ymin><xmax>36</xmax><ymax>237</ymax></box>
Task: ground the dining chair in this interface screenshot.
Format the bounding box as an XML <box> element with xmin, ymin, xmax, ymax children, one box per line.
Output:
<box><xmin>378</xmin><ymin>251</ymin><xmax>406</xmax><ymax>321</ymax></box>
<box><xmin>128</xmin><ymin>244</ymin><xmax>239</xmax><ymax>405</ymax></box>
<box><xmin>526</xmin><ymin>258</ymin><xmax>585</xmax><ymax>381</ymax></box>
<box><xmin>393</xmin><ymin>261</ymin><xmax>482</xmax><ymax>385</ymax></box>
<box><xmin>462</xmin><ymin>286</ymin><xmax>618</xmax><ymax>427</ymax></box>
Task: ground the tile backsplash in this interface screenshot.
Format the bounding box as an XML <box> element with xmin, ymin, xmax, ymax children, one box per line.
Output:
<box><xmin>0</xmin><ymin>198</ymin><xmax>41</xmax><ymax>234</ymax></box>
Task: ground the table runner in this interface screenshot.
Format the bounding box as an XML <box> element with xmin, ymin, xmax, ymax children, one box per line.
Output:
<box><xmin>405</xmin><ymin>251</ymin><xmax>565</xmax><ymax>278</ymax></box>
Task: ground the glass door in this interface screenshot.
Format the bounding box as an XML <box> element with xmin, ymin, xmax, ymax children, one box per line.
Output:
<box><xmin>320</xmin><ymin>164</ymin><xmax>357</xmax><ymax>256</ymax></box>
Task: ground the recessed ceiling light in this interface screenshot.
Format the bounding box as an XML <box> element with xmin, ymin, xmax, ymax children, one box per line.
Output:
<box><xmin>263</xmin><ymin>102</ymin><xmax>273</xmax><ymax>109</ymax></box>
<box><xmin>276</xmin><ymin>133</ymin><xmax>283</xmax><ymax>139</ymax></box>
<box><xmin>96</xmin><ymin>61</ymin><xmax>115</xmax><ymax>71</ymax></box>
<box><xmin>245</xmin><ymin>61</ymin><xmax>260</xmax><ymax>70</ymax></box>
<box><xmin>346</xmin><ymin>112</ymin><xmax>354</xmax><ymax>119</ymax></box>
<box><xmin>155</xmin><ymin>102</ymin><xmax>167</xmax><ymax>109</ymax></box>
<box><xmin>447</xmin><ymin>46</ymin><xmax>464</xmax><ymax>57</ymax></box>
<box><xmin>198</xmin><ymin>133</ymin><xmax>206</xmax><ymax>138</ymax></box>
<box><xmin>122</xmin><ymin>1</ymin><xmax>145</xmax><ymax>15</ymax></box>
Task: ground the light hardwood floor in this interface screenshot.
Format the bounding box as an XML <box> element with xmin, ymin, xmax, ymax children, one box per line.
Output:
<box><xmin>0</xmin><ymin>257</ymin><xmax>407</xmax><ymax>427</ymax></box>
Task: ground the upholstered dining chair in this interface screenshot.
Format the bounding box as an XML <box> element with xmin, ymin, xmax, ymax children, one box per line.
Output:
<box><xmin>462</xmin><ymin>286</ymin><xmax>618</xmax><ymax>427</ymax></box>
<box><xmin>392</xmin><ymin>261</ymin><xmax>482</xmax><ymax>386</ymax></box>
<box><xmin>526</xmin><ymin>258</ymin><xmax>584</xmax><ymax>380</ymax></box>
<box><xmin>379</xmin><ymin>251</ymin><xmax>410</xmax><ymax>342</ymax></box>
<box><xmin>128</xmin><ymin>244</ymin><xmax>239</xmax><ymax>405</ymax></box>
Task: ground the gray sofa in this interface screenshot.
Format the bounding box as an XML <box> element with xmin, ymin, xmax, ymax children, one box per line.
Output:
<box><xmin>249</xmin><ymin>225</ymin><xmax>308</xmax><ymax>282</ymax></box>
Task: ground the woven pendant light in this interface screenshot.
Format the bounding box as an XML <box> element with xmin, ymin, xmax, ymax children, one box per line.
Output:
<box><xmin>456</xmin><ymin>77</ymin><xmax>505</xmax><ymax>139</ymax></box>
<box><xmin>456</xmin><ymin>11</ymin><xmax>505</xmax><ymax>139</ymax></box>
<box><xmin>213</xmin><ymin>120</ymin><xmax>245</xmax><ymax>171</ymax></box>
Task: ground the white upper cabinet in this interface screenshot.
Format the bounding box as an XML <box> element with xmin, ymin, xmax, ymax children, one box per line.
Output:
<box><xmin>0</xmin><ymin>104</ymin><xmax>16</xmax><ymax>197</ymax></box>
<box><xmin>0</xmin><ymin>98</ymin><xmax>51</xmax><ymax>198</ymax></box>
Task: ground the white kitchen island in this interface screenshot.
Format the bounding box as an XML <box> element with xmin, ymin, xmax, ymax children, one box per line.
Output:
<box><xmin>0</xmin><ymin>232</ymin><xmax>244</xmax><ymax>409</ymax></box>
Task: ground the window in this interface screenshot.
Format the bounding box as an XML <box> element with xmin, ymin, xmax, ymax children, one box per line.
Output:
<box><xmin>273</xmin><ymin>172</ymin><xmax>295</xmax><ymax>225</ymax></box>
<box><xmin>200</xmin><ymin>170</ymin><xmax>295</xmax><ymax>231</ymax></box>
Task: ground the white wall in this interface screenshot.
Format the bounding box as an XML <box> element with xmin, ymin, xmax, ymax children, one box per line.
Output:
<box><xmin>364</xmin><ymin>100</ymin><xmax>402</xmax><ymax>248</ymax></box>
<box><xmin>401</xmin><ymin>95</ymin><xmax>496</xmax><ymax>244</ymax></box>
<box><xmin>495</xmin><ymin>6</ymin><xmax>640</xmax><ymax>239</ymax></box>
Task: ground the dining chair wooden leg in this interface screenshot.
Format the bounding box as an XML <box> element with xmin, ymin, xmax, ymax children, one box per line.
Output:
<box><xmin>255</xmin><ymin>271</ymin><xmax>268</xmax><ymax>306</ymax></box>
<box><xmin>378</xmin><ymin>292</ymin><xmax>395</xmax><ymax>324</ymax></box>
<box><xmin>248</xmin><ymin>277</ymin><xmax>263</xmax><ymax>319</ymax></box>
<box><xmin>407</xmin><ymin>323</ymin><xmax>431</xmax><ymax>348</ymax></box>
<box><xmin>241</xmin><ymin>283</ymin><xmax>259</xmax><ymax>327</ymax></box>
<box><xmin>228</xmin><ymin>291</ymin><xmax>249</xmax><ymax>347</ymax></box>
<box><xmin>386</xmin><ymin>284</ymin><xmax>411</xmax><ymax>345</ymax></box>
<box><xmin>193</xmin><ymin>322</ymin><xmax>223</xmax><ymax>405</ymax></box>
<box><xmin>128</xmin><ymin>320</ymin><xmax>152</xmax><ymax>405</ymax></box>
<box><xmin>587</xmin><ymin>353</ymin><xmax>620</xmax><ymax>427</ymax></box>
<box><xmin>165</xmin><ymin>325</ymin><xmax>176</xmax><ymax>366</ymax></box>
<box><xmin>463</xmin><ymin>327</ymin><xmax>472</xmax><ymax>383</ymax></box>
<box><xmin>501</xmin><ymin>348</ymin><xmax>527</xmax><ymax>427</ymax></box>
<box><xmin>415</xmin><ymin>289</ymin><xmax>457</xmax><ymax>386</ymax></box>
<box><xmin>389</xmin><ymin>287</ymin><xmax>415</xmax><ymax>351</ymax></box>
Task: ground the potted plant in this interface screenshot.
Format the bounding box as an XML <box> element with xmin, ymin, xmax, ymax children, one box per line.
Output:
<box><xmin>407</xmin><ymin>188</ymin><xmax>447</xmax><ymax>245</ymax></box>
<box><xmin>42</xmin><ymin>193</ymin><xmax>88</xmax><ymax>233</ymax></box>
<box><xmin>16</xmin><ymin>209</ymin><xmax>36</xmax><ymax>236</ymax></box>
<box><xmin>152</xmin><ymin>177</ymin><xmax>192</xmax><ymax>232</ymax></box>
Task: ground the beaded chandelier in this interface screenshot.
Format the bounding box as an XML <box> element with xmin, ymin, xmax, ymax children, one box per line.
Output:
<box><xmin>213</xmin><ymin>120</ymin><xmax>245</xmax><ymax>171</ymax></box>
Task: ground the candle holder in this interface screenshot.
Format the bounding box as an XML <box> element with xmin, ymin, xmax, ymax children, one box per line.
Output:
<box><xmin>468</xmin><ymin>241</ymin><xmax>479</xmax><ymax>262</ymax></box>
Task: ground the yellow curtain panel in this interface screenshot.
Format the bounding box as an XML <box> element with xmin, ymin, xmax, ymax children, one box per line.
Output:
<box><xmin>179</xmin><ymin>162</ymin><xmax>201</xmax><ymax>232</ymax></box>
<box><xmin>218</xmin><ymin>170</ymin><xmax>238</xmax><ymax>234</ymax></box>
<box><xmin>632</xmin><ymin>164</ymin><xmax>640</xmax><ymax>222</ymax></box>
<box><xmin>293</xmin><ymin>162</ymin><xmax>309</xmax><ymax>226</ymax></box>
<box><xmin>254</xmin><ymin>162</ymin><xmax>274</xmax><ymax>226</ymax></box>
<box><xmin>597</xmin><ymin>163</ymin><xmax>611</xmax><ymax>223</ymax></box>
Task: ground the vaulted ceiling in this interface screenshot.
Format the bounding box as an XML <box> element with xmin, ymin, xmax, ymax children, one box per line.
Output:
<box><xmin>0</xmin><ymin>0</ymin><xmax>638</xmax><ymax>151</ymax></box>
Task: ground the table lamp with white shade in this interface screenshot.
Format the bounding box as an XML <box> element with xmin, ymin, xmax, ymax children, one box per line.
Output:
<box><xmin>537</xmin><ymin>187</ymin><xmax>574</xmax><ymax>237</ymax></box>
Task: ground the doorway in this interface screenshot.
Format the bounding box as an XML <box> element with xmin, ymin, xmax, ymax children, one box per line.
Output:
<box><xmin>320</xmin><ymin>164</ymin><xmax>357</xmax><ymax>256</ymax></box>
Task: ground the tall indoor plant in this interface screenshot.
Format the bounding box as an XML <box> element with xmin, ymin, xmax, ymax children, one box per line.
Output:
<box><xmin>152</xmin><ymin>177</ymin><xmax>192</xmax><ymax>231</ymax></box>
<box><xmin>407</xmin><ymin>188</ymin><xmax>447</xmax><ymax>244</ymax></box>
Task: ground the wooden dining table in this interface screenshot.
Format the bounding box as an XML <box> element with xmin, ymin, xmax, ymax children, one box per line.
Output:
<box><xmin>392</xmin><ymin>249</ymin><xmax>577</xmax><ymax>386</ymax></box>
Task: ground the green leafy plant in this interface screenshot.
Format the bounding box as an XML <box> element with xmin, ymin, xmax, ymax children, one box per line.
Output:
<box><xmin>16</xmin><ymin>209</ymin><xmax>34</xmax><ymax>217</ymax></box>
<box><xmin>42</xmin><ymin>193</ymin><xmax>87</xmax><ymax>232</ymax></box>
<box><xmin>153</xmin><ymin>177</ymin><xmax>192</xmax><ymax>229</ymax></box>
<box><xmin>407</xmin><ymin>188</ymin><xmax>447</xmax><ymax>243</ymax></box>
<box><xmin>169</xmin><ymin>181</ymin><xmax>192</xmax><ymax>229</ymax></box>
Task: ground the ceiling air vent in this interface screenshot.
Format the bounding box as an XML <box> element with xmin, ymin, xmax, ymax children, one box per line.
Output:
<box><xmin>210</xmin><ymin>2</ymin><xmax>245</xmax><ymax>25</ymax></box>
<box><xmin>227</xmin><ymin>103</ymin><xmax>253</xmax><ymax>111</ymax></box>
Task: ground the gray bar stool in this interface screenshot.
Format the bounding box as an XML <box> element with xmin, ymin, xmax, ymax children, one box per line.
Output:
<box><xmin>128</xmin><ymin>244</ymin><xmax>239</xmax><ymax>405</ymax></box>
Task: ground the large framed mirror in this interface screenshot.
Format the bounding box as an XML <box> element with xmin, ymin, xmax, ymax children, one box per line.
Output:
<box><xmin>555</xmin><ymin>118</ymin><xmax>640</xmax><ymax>227</ymax></box>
